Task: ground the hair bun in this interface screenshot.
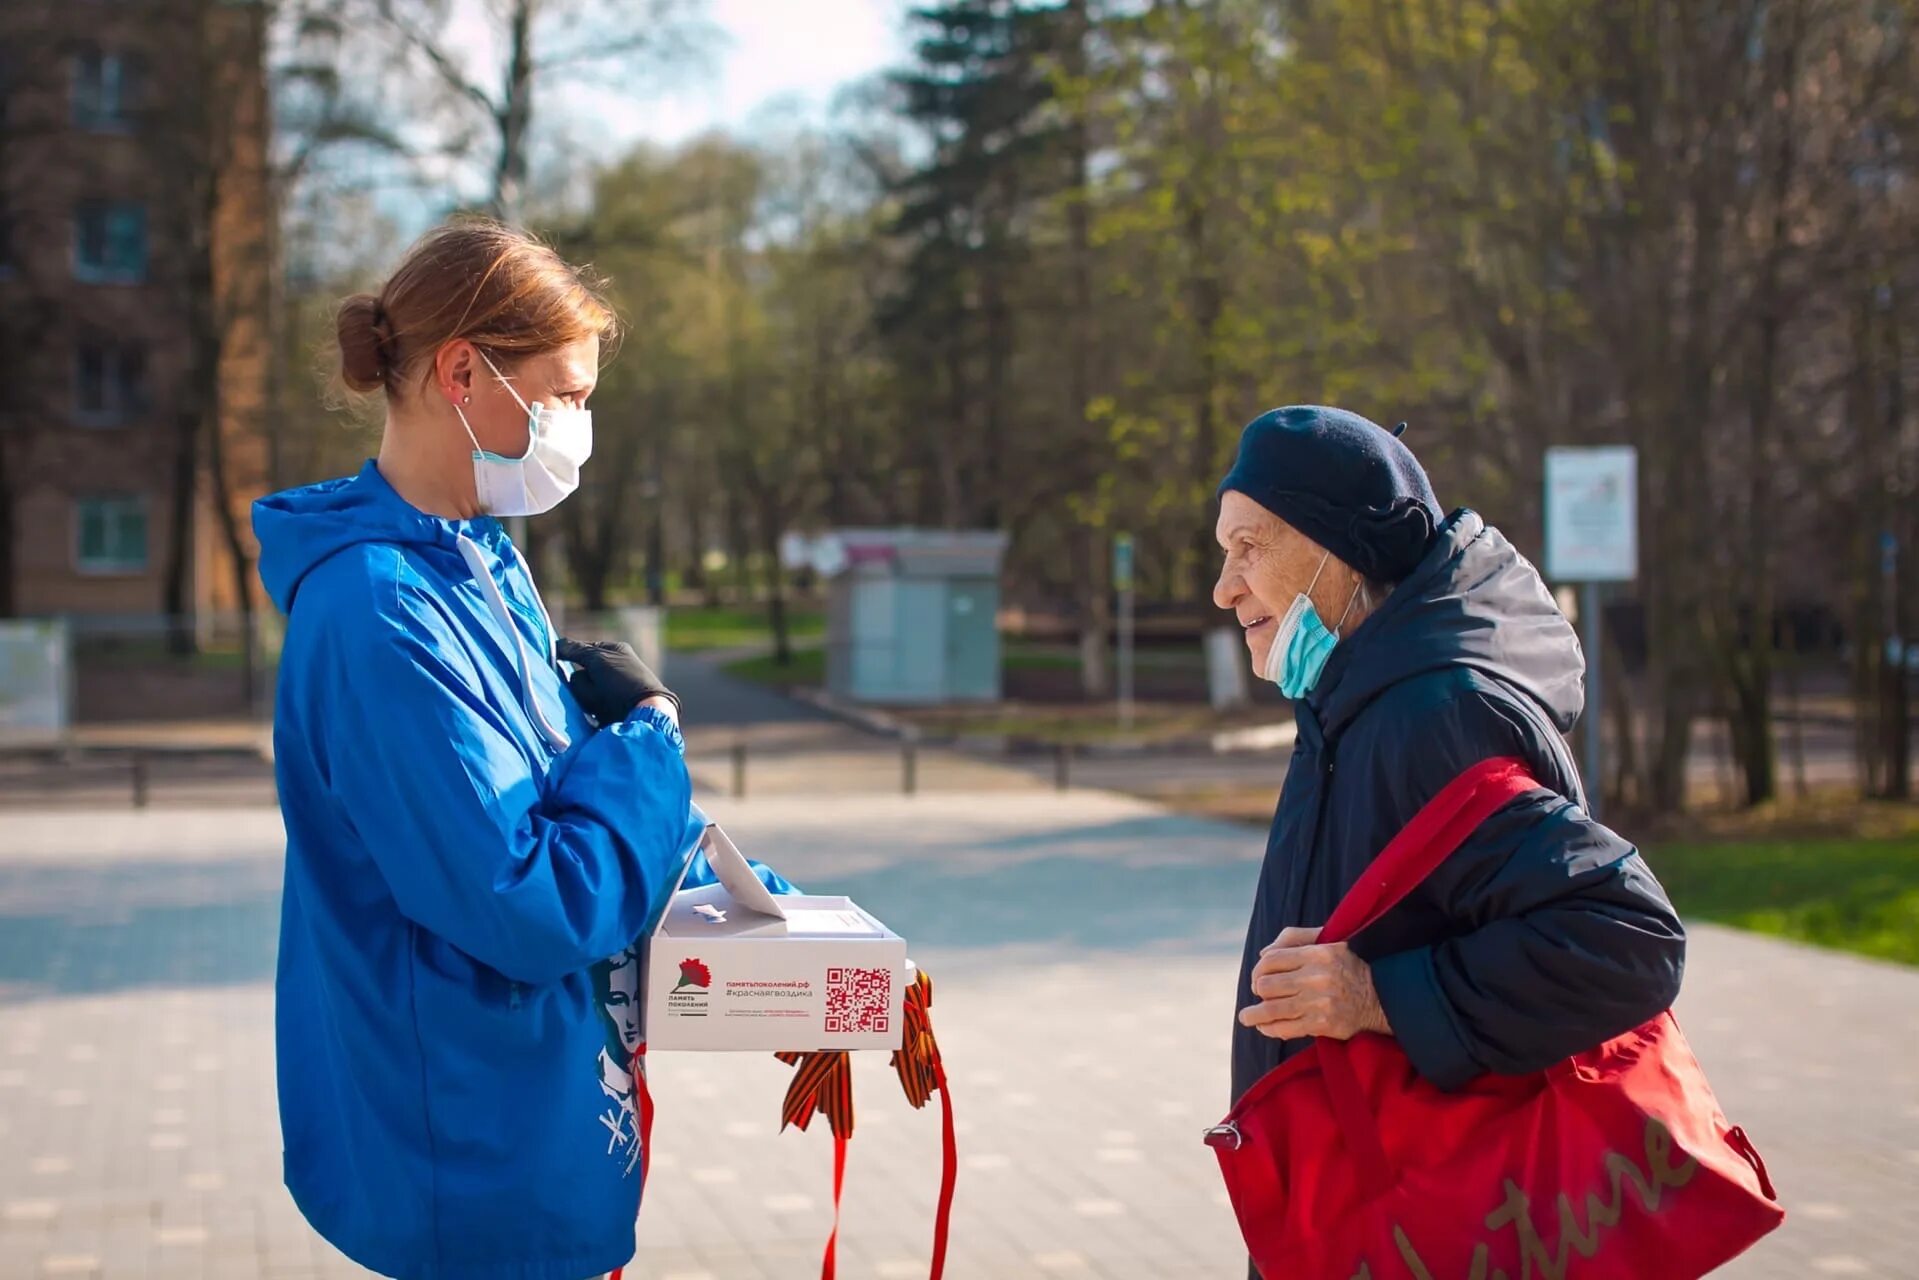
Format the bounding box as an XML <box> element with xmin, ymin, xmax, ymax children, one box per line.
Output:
<box><xmin>337</xmin><ymin>293</ymin><xmax>391</xmax><ymax>393</ymax></box>
<box><xmin>1344</xmin><ymin>498</ymin><xmax>1436</xmax><ymax>582</ymax></box>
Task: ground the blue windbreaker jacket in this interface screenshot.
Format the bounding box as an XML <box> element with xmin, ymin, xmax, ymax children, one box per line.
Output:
<box><xmin>256</xmin><ymin>461</ymin><xmax>789</xmax><ymax>1280</ymax></box>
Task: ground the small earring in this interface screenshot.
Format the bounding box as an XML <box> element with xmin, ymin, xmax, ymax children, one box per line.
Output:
<box><xmin>462</xmin><ymin>395</ymin><xmax>471</xmax><ymax>404</ymax></box>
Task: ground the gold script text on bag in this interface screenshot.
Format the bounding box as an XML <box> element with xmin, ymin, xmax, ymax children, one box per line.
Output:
<box><xmin>1361</xmin><ymin>1115</ymin><xmax>1711</xmax><ymax>1280</ymax></box>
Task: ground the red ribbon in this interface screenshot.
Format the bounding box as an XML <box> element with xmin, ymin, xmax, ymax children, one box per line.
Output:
<box><xmin>608</xmin><ymin>1044</ymin><xmax>652</xmax><ymax>1280</ymax></box>
<box><xmin>774</xmin><ymin>970</ymin><xmax>953</xmax><ymax>1280</ymax></box>
<box><xmin>892</xmin><ymin>971</ymin><xmax>955</xmax><ymax>1280</ymax></box>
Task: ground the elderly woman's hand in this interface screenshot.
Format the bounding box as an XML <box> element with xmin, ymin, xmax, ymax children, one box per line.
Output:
<box><xmin>1239</xmin><ymin>927</ymin><xmax>1393</xmax><ymax>1041</ymax></box>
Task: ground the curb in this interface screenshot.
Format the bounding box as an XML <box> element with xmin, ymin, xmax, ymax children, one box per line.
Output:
<box><xmin>787</xmin><ymin>686</ymin><xmax>909</xmax><ymax>739</ymax></box>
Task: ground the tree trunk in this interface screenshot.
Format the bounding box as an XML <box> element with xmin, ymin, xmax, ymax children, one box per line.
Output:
<box><xmin>1848</xmin><ymin>300</ymin><xmax>1886</xmax><ymax>795</ymax></box>
<box><xmin>162</xmin><ymin>409</ymin><xmax>199</xmax><ymax>656</ymax></box>
<box><xmin>1603</xmin><ymin>615</ymin><xmax>1639</xmax><ymax>812</ymax></box>
<box><xmin>1064</xmin><ymin>0</ymin><xmax>1108</xmax><ymax>697</ymax></box>
<box><xmin>1183</xmin><ymin>196</ymin><xmax>1222</xmax><ymax>603</ymax></box>
<box><xmin>569</xmin><ymin>499</ymin><xmax>613</xmax><ymax>613</ymax></box>
<box><xmin>1783</xmin><ymin>623</ymin><xmax>1808</xmax><ymax>800</ymax></box>
<box><xmin>1727</xmin><ymin>674</ymin><xmax>1774</xmax><ymax>807</ymax></box>
<box><xmin>1885</xmin><ymin>639</ymin><xmax>1912</xmax><ymax>800</ymax></box>
<box><xmin>682</xmin><ymin>466</ymin><xmax>715</xmax><ymax>606</ymax></box>
<box><xmin>1077</xmin><ymin>528</ymin><xmax>1111</xmax><ymax>698</ymax></box>
<box><xmin>980</xmin><ymin>252</ymin><xmax>1010</xmax><ymax>530</ymax></box>
<box><xmin>1645</xmin><ymin>137</ymin><xmax>1731</xmax><ymax>813</ymax></box>
<box><xmin>0</xmin><ymin>435</ymin><xmax>14</xmax><ymax>618</ymax></box>
<box><xmin>1724</xmin><ymin>7</ymin><xmax>1800</xmax><ymax>807</ymax></box>
<box><xmin>1881</xmin><ymin>282</ymin><xmax>1911</xmax><ymax>799</ymax></box>
<box><xmin>646</xmin><ymin>497</ymin><xmax>666</xmax><ymax>607</ymax></box>
<box><xmin>759</xmin><ymin>495</ymin><xmax>792</xmax><ymax>667</ymax></box>
<box><xmin>492</xmin><ymin>0</ymin><xmax>534</xmax><ymax>223</ymax></box>
<box><xmin>940</xmin><ymin>332</ymin><xmax>968</xmax><ymax>528</ymax></box>
<box><xmin>207</xmin><ymin>426</ymin><xmax>258</xmax><ymax>708</ymax></box>
<box><xmin>724</xmin><ymin>490</ymin><xmax>751</xmax><ymax>604</ymax></box>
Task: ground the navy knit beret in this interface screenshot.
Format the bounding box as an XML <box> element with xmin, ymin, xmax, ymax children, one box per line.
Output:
<box><xmin>1216</xmin><ymin>405</ymin><xmax>1442</xmax><ymax>583</ymax></box>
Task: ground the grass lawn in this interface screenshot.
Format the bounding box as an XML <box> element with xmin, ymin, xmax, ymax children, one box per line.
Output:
<box><xmin>1644</xmin><ymin>834</ymin><xmax>1919</xmax><ymax>967</ymax></box>
<box><xmin>999</xmin><ymin>642</ymin><xmax>1206</xmax><ymax>672</ymax></box>
<box><xmin>719</xmin><ymin>646</ymin><xmax>1277</xmax><ymax>744</ymax></box>
<box><xmin>76</xmin><ymin>640</ymin><xmax>259</xmax><ymax>672</ymax></box>
<box><xmin>666</xmin><ymin>606</ymin><xmax>824</xmax><ymax>653</ymax></box>
<box><xmin>721</xmin><ymin>648</ymin><xmax>826</xmax><ymax>687</ymax></box>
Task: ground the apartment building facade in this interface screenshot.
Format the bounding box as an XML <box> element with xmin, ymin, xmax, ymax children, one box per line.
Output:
<box><xmin>0</xmin><ymin>0</ymin><xmax>272</xmax><ymax>624</ymax></box>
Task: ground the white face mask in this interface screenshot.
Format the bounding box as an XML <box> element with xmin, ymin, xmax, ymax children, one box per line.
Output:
<box><xmin>453</xmin><ymin>349</ymin><xmax>593</xmax><ymax>517</ymax></box>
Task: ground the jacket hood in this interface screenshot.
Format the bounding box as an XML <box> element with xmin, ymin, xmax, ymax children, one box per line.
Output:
<box><xmin>254</xmin><ymin>460</ymin><xmax>500</xmax><ymax>613</ymax></box>
<box><xmin>1310</xmin><ymin>509</ymin><xmax>1585</xmax><ymax>738</ymax></box>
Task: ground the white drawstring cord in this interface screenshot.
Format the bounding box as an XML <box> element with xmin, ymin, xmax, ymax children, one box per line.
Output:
<box><xmin>456</xmin><ymin>533</ymin><xmax>570</xmax><ymax>753</ymax></box>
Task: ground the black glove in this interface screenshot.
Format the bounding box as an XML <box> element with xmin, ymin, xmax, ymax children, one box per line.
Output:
<box><xmin>555</xmin><ymin>638</ymin><xmax>679</xmax><ymax>727</ymax></box>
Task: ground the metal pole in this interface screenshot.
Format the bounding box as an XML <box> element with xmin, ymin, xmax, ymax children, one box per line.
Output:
<box><xmin>1582</xmin><ymin>581</ymin><xmax>1603</xmax><ymax>821</ymax></box>
<box><xmin>132</xmin><ymin>752</ymin><xmax>149</xmax><ymax>810</ymax></box>
<box><xmin>1054</xmin><ymin>742</ymin><xmax>1071</xmax><ymax>792</ymax></box>
<box><xmin>732</xmin><ymin>740</ymin><xmax>747</xmax><ymax>799</ymax></box>
<box><xmin>1118</xmin><ymin>586</ymin><xmax>1135</xmax><ymax>731</ymax></box>
<box><xmin>901</xmin><ymin>736</ymin><xmax>918</xmax><ymax>797</ymax></box>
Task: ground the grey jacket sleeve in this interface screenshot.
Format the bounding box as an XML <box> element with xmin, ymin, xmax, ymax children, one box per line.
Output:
<box><xmin>1348</xmin><ymin>692</ymin><xmax>1686</xmax><ymax>1090</ymax></box>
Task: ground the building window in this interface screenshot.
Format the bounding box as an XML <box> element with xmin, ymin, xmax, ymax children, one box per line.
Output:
<box><xmin>72</xmin><ymin>47</ymin><xmax>139</xmax><ymax>131</ymax></box>
<box><xmin>74</xmin><ymin>342</ymin><xmax>147</xmax><ymax>424</ymax></box>
<box><xmin>73</xmin><ymin>202</ymin><xmax>146</xmax><ymax>283</ymax></box>
<box><xmin>75</xmin><ymin>496</ymin><xmax>149</xmax><ymax>574</ymax></box>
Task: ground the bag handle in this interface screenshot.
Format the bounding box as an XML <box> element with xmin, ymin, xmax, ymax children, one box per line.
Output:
<box><xmin>1318</xmin><ymin>756</ymin><xmax>1540</xmax><ymax>946</ymax></box>
<box><xmin>1312</xmin><ymin>756</ymin><xmax>1541</xmax><ymax>1199</ymax></box>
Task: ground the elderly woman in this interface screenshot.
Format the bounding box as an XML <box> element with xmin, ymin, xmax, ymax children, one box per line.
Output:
<box><xmin>1212</xmin><ymin>407</ymin><xmax>1685</xmax><ymax>1173</ymax></box>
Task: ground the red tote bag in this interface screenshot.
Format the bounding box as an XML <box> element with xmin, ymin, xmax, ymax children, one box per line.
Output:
<box><xmin>1207</xmin><ymin>757</ymin><xmax>1784</xmax><ymax>1279</ymax></box>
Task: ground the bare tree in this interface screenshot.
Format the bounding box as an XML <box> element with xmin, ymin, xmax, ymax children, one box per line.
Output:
<box><xmin>336</xmin><ymin>0</ymin><xmax>713</xmax><ymax>222</ymax></box>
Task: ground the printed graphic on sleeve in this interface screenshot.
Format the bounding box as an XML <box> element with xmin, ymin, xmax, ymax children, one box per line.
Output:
<box><xmin>591</xmin><ymin>946</ymin><xmax>644</xmax><ymax>1176</ymax></box>
<box><xmin>825</xmin><ymin>966</ymin><xmax>892</xmax><ymax>1034</ymax></box>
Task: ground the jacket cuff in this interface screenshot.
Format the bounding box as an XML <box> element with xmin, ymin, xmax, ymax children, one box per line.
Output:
<box><xmin>624</xmin><ymin>704</ymin><xmax>686</xmax><ymax>753</ymax></box>
<box><xmin>1369</xmin><ymin>946</ymin><xmax>1480</xmax><ymax>1092</ymax></box>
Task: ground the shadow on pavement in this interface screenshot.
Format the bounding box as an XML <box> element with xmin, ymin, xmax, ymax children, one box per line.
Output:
<box><xmin>0</xmin><ymin>863</ymin><xmax>279</xmax><ymax>1001</ymax></box>
<box><xmin>831</xmin><ymin>851</ymin><xmax>1259</xmax><ymax>953</ymax></box>
<box><xmin>0</xmin><ymin>829</ymin><xmax>1260</xmax><ymax>1002</ymax></box>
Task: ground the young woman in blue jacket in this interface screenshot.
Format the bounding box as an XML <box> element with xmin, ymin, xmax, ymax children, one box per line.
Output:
<box><xmin>254</xmin><ymin>219</ymin><xmax>789</xmax><ymax>1280</ymax></box>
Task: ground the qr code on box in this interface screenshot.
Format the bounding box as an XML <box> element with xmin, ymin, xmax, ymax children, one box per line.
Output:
<box><xmin>825</xmin><ymin>966</ymin><xmax>892</xmax><ymax>1034</ymax></box>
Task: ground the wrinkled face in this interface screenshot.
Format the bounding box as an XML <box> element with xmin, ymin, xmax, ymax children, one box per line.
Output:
<box><xmin>433</xmin><ymin>334</ymin><xmax>599</xmax><ymax>458</ymax></box>
<box><xmin>1212</xmin><ymin>491</ymin><xmax>1346</xmax><ymax>676</ymax></box>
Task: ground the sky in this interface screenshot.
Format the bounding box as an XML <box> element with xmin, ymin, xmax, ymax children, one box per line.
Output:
<box><xmin>307</xmin><ymin>0</ymin><xmax>912</xmax><ymax>254</ymax></box>
<box><xmin>557</xmin><ymin>0</ymin><xmax>910</xmax><ymax>154</ymax></box>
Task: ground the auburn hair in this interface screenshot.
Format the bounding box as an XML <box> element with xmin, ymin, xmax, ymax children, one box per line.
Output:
<box><xmin>336</xmin><ymin>218</ymin><xmax>616</xmax><ymax>395</ymax></box>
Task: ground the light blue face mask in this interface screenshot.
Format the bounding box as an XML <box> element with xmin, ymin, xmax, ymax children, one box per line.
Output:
<box><xmin>1261</xmin><ymin>550</ymin><xmax>1363</xmax><ymax>699</ymax></box>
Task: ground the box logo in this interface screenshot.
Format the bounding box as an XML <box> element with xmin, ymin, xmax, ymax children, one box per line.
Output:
<box><xmin>674</xmin><ymin>958</ymin><xmax>712</xmax><ymax>992</ymax></box>
<box><xmin>667</xmin><ymin>957</ymin><xmax>712</xmax><ymax>1019</ymax></box>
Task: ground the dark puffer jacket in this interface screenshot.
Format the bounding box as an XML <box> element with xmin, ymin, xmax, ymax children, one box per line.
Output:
<box><xmin>1230</xmin><ymin>509</ymin><xmax>1686</xmax><ymax>1102</ymax></box>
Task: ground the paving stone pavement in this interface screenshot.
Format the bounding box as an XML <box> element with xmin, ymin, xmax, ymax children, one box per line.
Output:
<box><xmin>0</xmin><ymin>793</ymin><xmax>1914</xmax><ymax>1279</ymax></box>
